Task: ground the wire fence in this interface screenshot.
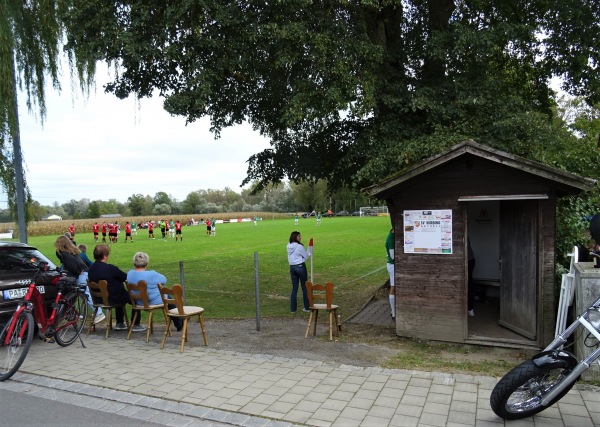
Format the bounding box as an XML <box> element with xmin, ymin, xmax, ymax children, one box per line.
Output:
<box><xmin>150</xmin><ymin>253</ymin><xmax>388</xmax><ymax>319</ymax></box>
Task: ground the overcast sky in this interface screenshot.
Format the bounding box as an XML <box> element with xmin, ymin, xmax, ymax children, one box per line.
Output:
<box><xmin>1</xmin><ymin>64</ymin><xmax>271</xmax><ymax>209</ymax></box>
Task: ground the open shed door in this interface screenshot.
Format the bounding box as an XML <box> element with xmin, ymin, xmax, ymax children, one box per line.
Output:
<box><xmin>499</xmin><ymin>200</ymin><xmax>537</xmax><ymax>340</ymax></box>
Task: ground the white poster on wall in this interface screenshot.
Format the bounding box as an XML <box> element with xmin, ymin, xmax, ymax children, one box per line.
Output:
<box><xmin>403</xmin><ymin>209</ymin><xmax>453</xmax><ymax>254</ymax></box>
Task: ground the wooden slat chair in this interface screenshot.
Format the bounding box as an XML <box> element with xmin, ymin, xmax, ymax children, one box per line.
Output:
<box><xmin>126</xmin><ymin>280</ymin><xmax>170</xmax><ymax>343</ymax></box>
<box><xmin>87</xmin><ymin>280</ymin><xmax>129</xmax><ymax>338</ymax></box>
<box><xmin>159</xmin><ymin>284</ymin><xmax>208</xmax><ymax>352</ymax></box>
<box><xmin>305</xmin><ymin>281</ymin><xmax>341</xmax><ymax>341</ymax></box>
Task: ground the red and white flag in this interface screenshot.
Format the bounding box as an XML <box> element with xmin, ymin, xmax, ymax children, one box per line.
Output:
<box><xmin>308</xmin><ymin>238</ymin><xmax>314</xmax><ymax>283</ymax></box>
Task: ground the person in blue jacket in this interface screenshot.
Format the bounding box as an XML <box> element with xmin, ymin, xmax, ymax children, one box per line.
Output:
<box><xmin>126</xmin><ymin>252</ymin><xmax>182</xmax><ymax>331</ymax></box>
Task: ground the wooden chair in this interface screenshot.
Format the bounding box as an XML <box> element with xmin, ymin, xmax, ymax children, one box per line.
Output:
<box><xmin>126</xmin><ymin>280</ymin><xmax>170</xmax><ymax>343</ymax></box>
<box><xmin>87</xmin><ymin>280</ymin><xmax>129</xmax><ymax>338</ymax></box>
<box><xmin>305</xmin><ymin>281</ymin><xmax>341</xmax><ymax>341</ymax></box>
<box><xmin>159</xmin><ymin>284</ymin><xmax>208</xmax><ymax>352</ymax></box>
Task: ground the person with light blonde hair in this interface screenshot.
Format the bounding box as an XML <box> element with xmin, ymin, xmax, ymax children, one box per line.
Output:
<box><xmin>54</xmin><ymin>236</ymin><xmax>105</xmax><ymax>323</ymax></box>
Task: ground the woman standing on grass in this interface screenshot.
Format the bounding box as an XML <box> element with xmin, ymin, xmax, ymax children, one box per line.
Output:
<box><xmin>286</xmin><ymin>231</ymin><xmax>311</xmax><ymax>313</ymax></box>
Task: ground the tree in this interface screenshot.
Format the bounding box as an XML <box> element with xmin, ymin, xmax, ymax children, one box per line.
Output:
<box><xmin>63</xmin><ymin>1</ymin><xmax>600</xmax><ymax>194</ymax></box>
<box><xmin>330</xmin><ymin>186</ymin><xmax>368</xmax><ymax>214</ymax></box>
<box><xmin>202</xmin><ymin>187</ymin><xmax>244</xmax><ymax>212</ymax></box>
<box><xmin>49</xmin><ymin>202</ymin><xmax>66</xmax><ymax>219</ymax></box>
<box><xmin>182</xmin><ymin>191</ymin><xmax>202</xmax><ymax>214</ymax></box>
<box><xmin>86</xmin><ymin>200</ymin><xmax>101</xmax><ymax>219</ymax></box>
<box><xmin>241</xmin><ymin>185</ymin><xmax>264</xmax><ymax>207</ymax></box>
<box><xmin>27</xmin><ymin>200</ymin><xmax>46</xmax><ymax>221</ymax></box>
<box><xmin>137</xmin><ymin>195</ymin><xmax>154</xmax><ymax>216</ymax></box>
<box><xmin>558</xmin><ymin>97</ymin><xmax>600</xmax><ymax>148</ymax></box>
<box><xmin>127</xmin><ymin>194</ymin><xmax>147</xmax><ymax>216</ymax></box>
<box><xmin>62</xmin><ymin>198</ymin><xmax>89</xmax><ymax>219</ymax></box>
<box><xmin>550</xmin><ymin>98</ymin><xmax>600</xmax><ymax>269</ymax></box>
<box><xmin>291</xmin><ymin>180</ymin><xmax>328</xmax><ymax>213</ymax></box>
<box><xmin>153</xmin><ymin>203</ymin><xmax>171</xmax><ymax>216</ymax></box>
<box><xmin>1</xmin><ymin>0</ymin><xmax>69</xmax><ymax>241</ymax></box>
<box><xmin>153</xmin><ymin>192</ymin><xmax>172</xmax><ymax>207</ymax></box>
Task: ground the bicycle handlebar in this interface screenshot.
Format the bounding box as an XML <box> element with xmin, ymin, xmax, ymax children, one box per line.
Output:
<box><xmin>19</xmin><ymin>260</ymin><xmax>80</xmax><ymax>289</ymax></box>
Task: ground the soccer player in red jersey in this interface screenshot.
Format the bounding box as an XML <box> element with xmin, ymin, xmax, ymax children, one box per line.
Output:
<box><xmin>175</xmin><ymin>220</ymin><xmax>183</xmax><ymax>241</ymax></box>
<box><xmin>92</xmin><ymin>222</ymin><xmax>100</xmax><ymax>242</ymax></box>
<box><xmin>124</xmin><ymin>221</ymin><xmax>133</xmax><ymax>242</ymax></box>
<box><xmin>148</xmin><ymin>222</ymin><xmax>155</xmax><ymax>239</ymax></box>
<box><xmin>108</xmin><ymin>223</ymin><xmax>115</xmax><ymax>243</ymax></box>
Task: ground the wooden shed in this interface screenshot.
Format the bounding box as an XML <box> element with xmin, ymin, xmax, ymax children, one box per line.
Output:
<box><xmin>366</xmin><ymin>140</ymin><xmax>595</xmax><ymax>348</ymax></box>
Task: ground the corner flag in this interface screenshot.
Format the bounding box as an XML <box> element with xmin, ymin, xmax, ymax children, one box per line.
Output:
<box><xmin>308</xmin><ymin>238</ymin><xmax>314</xmax><ymax>283</ymax></box>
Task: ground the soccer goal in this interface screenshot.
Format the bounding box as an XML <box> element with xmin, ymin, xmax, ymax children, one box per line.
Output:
<box><xmin>359</xmin><ymin>206</ymin><xmax>389</xmax><ymax>217</ymax></box>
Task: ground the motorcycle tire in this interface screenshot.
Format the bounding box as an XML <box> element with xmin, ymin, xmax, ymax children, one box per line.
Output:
<box><xmin>490</xmin><ymin>360</ymin><xmax>576</xmax><ymax>420</ymax></box>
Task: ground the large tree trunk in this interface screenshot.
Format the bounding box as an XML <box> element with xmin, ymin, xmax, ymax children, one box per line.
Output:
<box><xmin>422</xmin><ymin>0</ymin><xmax>456</xmax><ymax>83</ymax></box>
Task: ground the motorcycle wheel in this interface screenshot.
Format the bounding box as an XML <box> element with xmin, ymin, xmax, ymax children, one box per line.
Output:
<box><xmin>490</xmin><ymin>360</ymin><xmax>575</xmax><ymax>420</ymax></box>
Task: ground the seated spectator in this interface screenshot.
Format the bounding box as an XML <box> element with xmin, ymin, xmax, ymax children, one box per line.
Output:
<box><xmin>64</xmin><ymin>231</ymin><xmax>76</xmax><ymax>246</ymax></box>
<box><xmin>126</xmin><ymin>252</ymin><xmax>183</xmax><ymax>331</ymax></box>
<box><xmin>88</xmin><ymin>244</ymin><xmax>145</xmax><ymax>332</ymax></box>
<box><xmin>55</xmin><ymin>236</ymin><xmax>105</xmax><ymax>324</ymax></box>
<box><xmin>78</xmin><ymin>244</ymin><xmax>93</xmax><ymax>267</ymax></box>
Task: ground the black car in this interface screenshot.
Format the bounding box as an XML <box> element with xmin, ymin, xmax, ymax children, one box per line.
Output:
<box><xmin>0</xmin><ymin>242</ymin><xmax>60</xmax><ymax>324</ymax></box>
<box><xmin>336</xmin><ymin>211</ymin><xmax>349</xmax><ymax>216</ymax></box>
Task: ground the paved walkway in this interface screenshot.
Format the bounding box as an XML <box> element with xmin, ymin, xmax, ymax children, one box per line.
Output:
<box><xmin>346</xmin><ymin>295</ymin><xmax>396</xmax><ymax>326</ymax></box>
<box><xmin>1</xmin><ymin>299</ymin><xmax>598</xmax><ymax>426</ymax></box>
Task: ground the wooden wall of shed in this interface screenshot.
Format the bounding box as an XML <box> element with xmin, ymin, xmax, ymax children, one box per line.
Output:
<box><xmin>389</xmin><ymin>155</ymin><xmax>558</xmax><ymax>345</ymax></box>
<box><xmin>391</xmin><ymin>181</ymin><xmax>465</xmax><ymax>343</ymax></box>
<box><xmin>539</xmin><ymin>198</ymin><xmax>556</xmax><ymax>345</ymax></box>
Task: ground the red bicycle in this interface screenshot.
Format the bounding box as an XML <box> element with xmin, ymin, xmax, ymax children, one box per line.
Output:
<box><xmin>0</xmin><ymin>261</ymin><xmax>88</xmax><ymax>381</ymax></box>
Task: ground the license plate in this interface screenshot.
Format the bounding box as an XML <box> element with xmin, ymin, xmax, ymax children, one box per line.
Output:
<box><xmin>3</xmin><ymin>286</ymin><xmax>45</xmax><ymax>300</ymax></box>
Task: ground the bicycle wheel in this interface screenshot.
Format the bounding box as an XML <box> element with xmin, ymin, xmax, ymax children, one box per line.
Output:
<box><xmin>0</xmin><ymin>310</ymin><xmax>34</xmax><ymax>381</ymax></box>
<box><xmin>54</xmin><ymin>291</ymin><xmax>88</xmax><ymax>347</ymax></box>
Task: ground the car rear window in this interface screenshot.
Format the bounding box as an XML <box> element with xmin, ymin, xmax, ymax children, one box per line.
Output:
<box><xmin>0</xmin><ymin>248</ymin><xmax>56</xmax><ymax>274</ymax></box>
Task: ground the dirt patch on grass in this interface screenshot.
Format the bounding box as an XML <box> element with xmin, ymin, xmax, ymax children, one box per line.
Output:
<box><xmin>197</xmin><ymin>316</ymin><xmax>534</xmax><ymax>377</ymax></box>
<box><xmin>135</xmin><ymin>284</ymin><xmax>535</xmax><ymax>377</ymax></box>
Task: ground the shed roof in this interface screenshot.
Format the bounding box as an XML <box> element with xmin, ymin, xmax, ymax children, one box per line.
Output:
<box><xmin>366</xmin><ymin>140</ymin><xmax>596</xmax><ymax>198</ymax></box>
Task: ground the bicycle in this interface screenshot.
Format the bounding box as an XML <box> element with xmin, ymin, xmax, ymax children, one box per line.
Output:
<box><xmin>0</xmin><ymin>260</ymin><xmax>88</xmax><ymax>381</ymax></box>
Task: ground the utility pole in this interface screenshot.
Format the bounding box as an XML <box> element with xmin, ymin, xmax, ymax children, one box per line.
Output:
<box><xmin>10</xmin><ymin>52</ymin><xmax>28</xmax><ymax>243</ymax></box>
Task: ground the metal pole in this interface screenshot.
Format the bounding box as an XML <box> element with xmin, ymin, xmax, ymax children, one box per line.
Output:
<box><xmin>179</xmin><ymin>261</ymin><xmax>186</xmax><ymax>304</ymax></box>
<box><xmin>254</xmin><ymin>251</ymin><xmax>260</xmax><ymax>331</ymax></box>
<box><xmin>310</xmin><ymin>252</ymin><xmax>314</xmax><ymax>284</ymax></box>
<box><xmin>9</xmin><ymin>52</ymin><xmax>27</xmax><ymax>243</ymax></box>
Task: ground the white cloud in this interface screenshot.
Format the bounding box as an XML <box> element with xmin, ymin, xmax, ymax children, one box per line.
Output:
<box><xmin>4</xmin><ymin>64</ymin><xmax>271</xmax><ymax>208</ymax></box>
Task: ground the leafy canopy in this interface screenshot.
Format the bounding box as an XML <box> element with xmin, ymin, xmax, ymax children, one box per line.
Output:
<box><xmin>0</xmin><ymin>0</ymin><xmax>70</xmax><ymax>215</ymax></box>
<box><xmin>62</xmin><ymin>1</ymin><xmax>600</xmax><ymax>193</ymax></box>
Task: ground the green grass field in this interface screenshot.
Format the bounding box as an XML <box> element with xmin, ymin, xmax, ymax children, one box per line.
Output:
<box><xmin>21</xmin><ymin>216</ymin><xmax>536</xmax><ymax>377</ymax></box>
<box><xmin>27</xmin><ymin>216</ymin><xmax>392</xmax><ymax>319</ymax></box>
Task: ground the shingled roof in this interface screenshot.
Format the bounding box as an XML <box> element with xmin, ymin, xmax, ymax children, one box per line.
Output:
<box><xmin>366</xmin><ymin>140</ymin><xmax>596</xmax><ymax>198</ymax></box>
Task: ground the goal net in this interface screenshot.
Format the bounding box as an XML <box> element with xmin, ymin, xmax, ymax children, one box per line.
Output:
<box><xmin>359</xmin><ymin>206</ymin><xmax>389</xmax><ymax>217</ymax></box>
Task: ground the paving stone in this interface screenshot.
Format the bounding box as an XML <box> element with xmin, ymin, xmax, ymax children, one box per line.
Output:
<box><xmin>3</xmin><ymin>301</ymin><xmax>600</xmax><ymax>427</ymax></box>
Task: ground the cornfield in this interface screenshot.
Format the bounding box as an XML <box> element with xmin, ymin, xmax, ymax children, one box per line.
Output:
<box><xmin>1</xmin><ymin>212</ymin><xmax>291</xmax><ymax>237</ymax></box>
